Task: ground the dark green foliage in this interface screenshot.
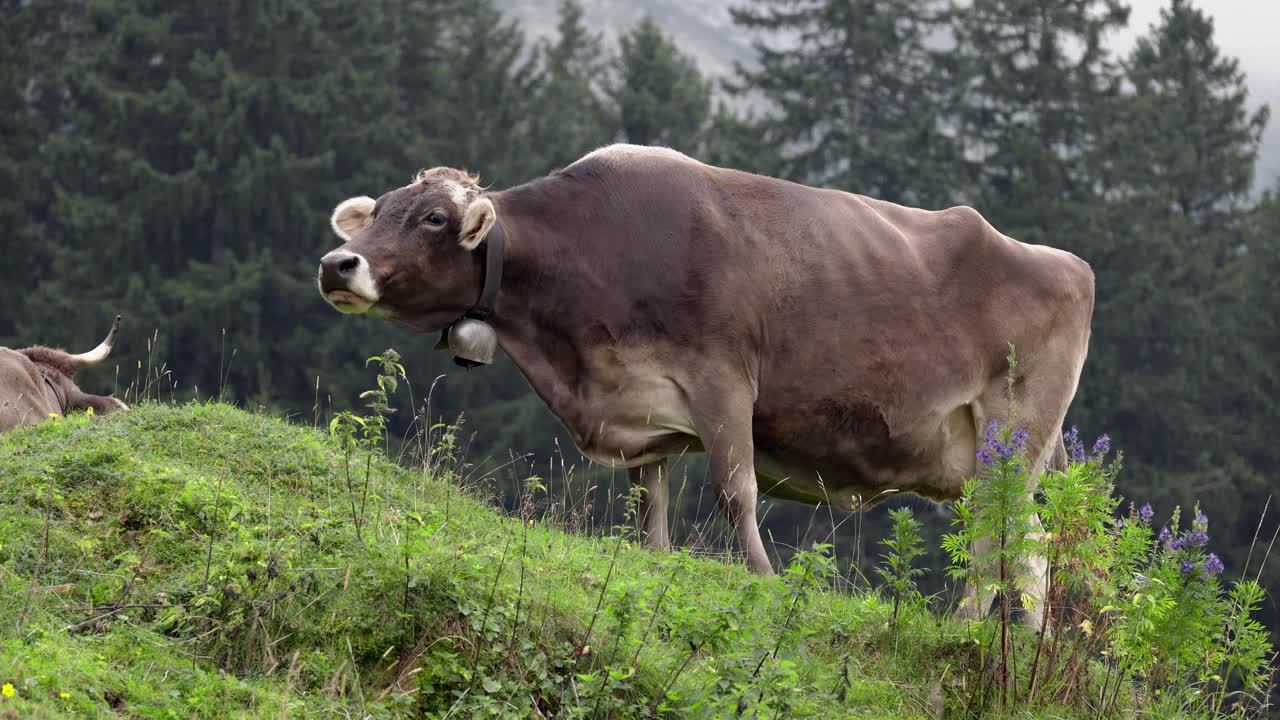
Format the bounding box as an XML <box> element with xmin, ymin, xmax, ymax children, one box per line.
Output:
<box><xmin>1063</xmin><ymin>2</ymin><xmax>1278</xmax><ymax>651</ymax></box>
<box><xmin>3</xmin><ymin>0</ymin><xmax>412</xmax><ymax>408</ymax></box>
<box><xmin>700</xmin><ymin>100</ymin><xmax>783</xmax><ymax>176</ymax></box>
<box><xmin>727</xmin><ymin>0</ymin><xmax>959</xmax><ymax>206</ymax></box>
<box><xmin>405</xmin><ymin>0</ymin><xmax>542</xmax><ymax>184</ymax></box>
<box><xmin>1104</xmin><ymin>0</ymin><xmax>1268</xmax><ymax>230</ymax></box>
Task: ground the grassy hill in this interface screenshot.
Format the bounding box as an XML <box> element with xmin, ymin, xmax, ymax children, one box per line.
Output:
<box><xmin>0</xmin><ymin>403</ymin><xmax>1269</xmax><ymax>718</ymax></box>
<box><xmin>0</xmin><ymin>402</ymin><xmax>982</xmax><ymax>718</ymax></box>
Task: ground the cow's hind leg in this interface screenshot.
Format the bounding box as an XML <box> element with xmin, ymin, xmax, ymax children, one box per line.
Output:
<box><xmin>694</xmin><ymin>395</ymin><xmax>773</xmax><ymax>576</ymax></box>
<box><xmin>960</xmin><ymin>372</ymin><xmax>1077</xmax><ymax>633</ymax></box>
<box><xmin>956</xmin><ymin>533</ymin><xmax>997</xmax><ymax>621</ymax></box>
<box><xmin>630</xmin><ymin>459</ymin><xmax>670</xmax><ymax>550</ymax></box>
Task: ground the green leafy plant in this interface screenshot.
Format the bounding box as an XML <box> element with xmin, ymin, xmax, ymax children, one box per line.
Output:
<box><xmin>875</xmin><ymin>507</ymin><xmax>928</xmax><ymax>638</ymax></box>
<box><xmin>328</xmin><ymin>349</ymin><xmax>406</xmax><ymax>539</ymax></box>
<box><xmin>943</xmin><ymin>348</ymin><xmax>1041</xmax><ymax>707</ymax></box>
<box><xmin>942</xmin><ymin>351</ymin><xmax>1274</xmax><ymax>718</ymax></box>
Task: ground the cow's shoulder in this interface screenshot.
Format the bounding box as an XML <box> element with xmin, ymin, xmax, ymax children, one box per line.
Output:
<box><xmin>567</xmin><ymin>143</ymin><xmax>699</xmax><ymax>171</ymax></box>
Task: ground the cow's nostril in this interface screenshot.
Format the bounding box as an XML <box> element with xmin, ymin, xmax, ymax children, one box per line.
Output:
<box><xmin>337</xmin><ymin>256</ymin><xmax>360</xmax><ymax>276</ymax></box>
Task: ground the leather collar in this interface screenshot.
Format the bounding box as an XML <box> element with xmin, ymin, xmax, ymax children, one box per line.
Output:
<box><xmin>41</xmin><ymin>373</ymin><xmax>66</xmax><ymax>414</ymax></box>
<box><xmin>435</xmin><ymin>220</ymin><xmax>505</xmax><ymax>355</ymax></box>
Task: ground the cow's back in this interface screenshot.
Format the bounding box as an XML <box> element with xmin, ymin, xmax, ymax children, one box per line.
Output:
<box><xmin>566</xmin><ymin>147</ymin><xmax>1092</xmax><ymax>387</ymax></box>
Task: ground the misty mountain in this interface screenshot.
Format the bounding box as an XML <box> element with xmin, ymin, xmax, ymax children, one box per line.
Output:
<box><xmin>495</xmin><ymin>0</ymin><xmax>754</xmax><ymax>80</ymax></box>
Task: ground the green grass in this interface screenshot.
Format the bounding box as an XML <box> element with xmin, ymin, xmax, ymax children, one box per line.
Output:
<box><xmin>0</xmin><ymin>402</ymin><xmax>1049</xmax><ymax>718</ymax></box>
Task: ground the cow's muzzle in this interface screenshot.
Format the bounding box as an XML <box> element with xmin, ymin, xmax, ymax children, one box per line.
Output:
<box><xmin>318</xmin><ymin>251</ymin><xmax>380</xmax><ymax>313</ymax></box>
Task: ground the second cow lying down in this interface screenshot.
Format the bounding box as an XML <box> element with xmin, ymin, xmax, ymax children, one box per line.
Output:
<box><xmin>0</xmin><ymin>316</ymin><xmax>129</xmax><ymax>431</ymax></box>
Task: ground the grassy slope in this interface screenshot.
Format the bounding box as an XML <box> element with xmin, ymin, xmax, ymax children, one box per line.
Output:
<box><xmin>0</xmin><ymin>402</ymin><xmax>1004</xmax><ymax>718</ymax></box>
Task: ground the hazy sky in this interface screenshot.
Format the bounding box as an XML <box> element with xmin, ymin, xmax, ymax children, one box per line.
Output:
<box><xmin>1114</xmin><ymin>0</ymin><xmax>1279</xmax><ymax>189</ymax></box>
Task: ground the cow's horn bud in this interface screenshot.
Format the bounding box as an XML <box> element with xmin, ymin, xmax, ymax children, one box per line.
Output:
<box><xmin>68</xmin><ymin>315</ymin><xmax>122</xmax><ymax>369</ymax></box>
<box><xmin>447</xmin><ymin>318</ymin><xmax>497</xmax><ymax>368</ymax></box>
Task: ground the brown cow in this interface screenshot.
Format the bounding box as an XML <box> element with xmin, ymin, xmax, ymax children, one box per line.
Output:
<box><xmin>0</xmin><ymin>316</ymin><xmax>129</xmax><ymax>431</ymax></box>
<box><xmin>317</xmin><ymin>145</ymin><xmax>1095</xmax><ymax>627</ymax></box>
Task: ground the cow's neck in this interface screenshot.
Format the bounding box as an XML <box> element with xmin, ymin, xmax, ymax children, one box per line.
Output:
<box><xmin>40</xmin><ymin>372</ymin><xmax>67</xmax><ymax>414</ymax></box>
<box><xmin>483</xmin><ymin>179</ymin><xmax>615</xmax><ymax>435</ymax></box>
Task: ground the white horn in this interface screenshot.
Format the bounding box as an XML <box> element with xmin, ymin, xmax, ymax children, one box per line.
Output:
<box><xmin>68</xmin><ymin>315</ymin><xmax>121</xmax><ymax>369</ymax></box>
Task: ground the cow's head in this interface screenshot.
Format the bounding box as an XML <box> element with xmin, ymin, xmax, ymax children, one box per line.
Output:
<box><xmin>317</xmin><ymin>167</ymin><xmax>496</xmax><ymax>333</ymax></box>
<box><xmin>19</xmin><ymin>316</ymin><xmax>128</xmax><ymax>415</ymax></box>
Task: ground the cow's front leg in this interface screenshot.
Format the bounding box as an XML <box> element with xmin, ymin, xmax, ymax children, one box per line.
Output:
<box><xmin>955</xmin><ymin>494</ymin><xmax>1049</xmax><ymax>631</ymax></box>
<box><xmin>65</xmin><ymin>388</ymin><xmax>129</xmax><ymax>416</ymax></box>
<box><xmin>630</xmin><ymin>459</ymin><xmax>670</xmax><ymax>550</ymax></box>
<box><xmin>955</xmin><ymin>533</ymin><xmax>996</xmax><ymax>622</ymax></box>
<box><xmin>1022</xmin><ymin>508</ymin><xmax>1050</xmax><ymax>632</ymax></box>
<box><xmin>695</xmin><ymin>401</ymin><xmax>772</xmax><ymax>576</ymax></box>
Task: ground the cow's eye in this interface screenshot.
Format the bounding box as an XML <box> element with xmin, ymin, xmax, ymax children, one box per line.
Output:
<box><xmin>424</xmin><ymin>210</ymin><xmax>447</xmax><ymax>227</ymax></box>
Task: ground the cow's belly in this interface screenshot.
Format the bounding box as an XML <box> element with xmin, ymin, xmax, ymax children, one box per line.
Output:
<box><xmin>559</xmin><ymin>365</ymin><xmax>977</xmax><ymax>504</ymax></box>
<box><xmin>564</xmin><ymin>372</ymin><xmax>702</xmax><ymax>468</ymax></box>
<box><xmin>751</xmin><ymin>403</ymin><xmax>978</xmax><ymax>511</ymax></box>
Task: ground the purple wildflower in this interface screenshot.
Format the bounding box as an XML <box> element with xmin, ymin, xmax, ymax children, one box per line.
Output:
<box><xmin>1188</xmin><ymin>511</ymin><xmax>1209</xmax><ymax>546</ymax></box>
<box><xmin>1010</xmin><ymin>428</ymin><xmax>1029</xmax><ymax>455</ymax></box>
<box><xmin>1139</xmin><ymin>503</ymin><xmax>1154</xmax><ymax>524</ymax></box>
<box><xmin>1091</xmin><ymin>434</ymin><xmax>1111</xmax><ymax>458</ymax></box>
<box><xmin>1181</xmin><ymin>559</ymin><xmax>1196</xmax><ymax>577</ymax></box>
<box><xmin>977</xmin><ymin>420</ymin><xmax>1027</xmax><ymax>464</ymax></box>
<box><xmin>984</xmin><ymin>420</ymin><xmax>999</xmax><ymax>444</ymax></box>
<box><xmin>1205</xmin><ymin>553</ymin><xmax>1224</xmax><ymax>575</ymax></box>
<box><xmin>1157</xmin><ymin>527</ymin><xmax>1172</xmax><ymax>546</ymax></box>
<box><xmin>1170</xmin><ymin>537</ymin><xmax>1185</xmax><ymax>551</ymax></box>
<box><xmin>1064</xmin><ymin>425</ymin><xmax>1086</xmax><ymax>463</ymax></box>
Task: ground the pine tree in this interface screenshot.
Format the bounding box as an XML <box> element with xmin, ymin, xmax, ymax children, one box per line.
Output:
<box><xmin>610</xmin><ymin>17</ymin><xmax>711</xmax><ymax>153</ymax></box>
<box><xmin>726</xmin><ymin>0</ymin><xmax>958</xmax><ymax>206</ymax></box>
<box><xmin>1232</xmin><ymin>189</ymin><xmax>1280</xmax><ymax>472</ymax></box>
<box><xmin>1065</xmin><ymin>4</ymin><xmax>1275</xmax><ymax>633</ymax></box>
<box><xmin>1075</xmin><ymin>0</ymin><xmax>1269</xmax><ymax>476</ymax></box>
<box><xmin>524</xmin><ymin>0</ymin><xmax>615</xmax><ymax>171</ymax></box>
<box><xmin>1100</xmin><ymin>0</ymin><xmax>1268</xmax><ymax>232</ymax></box>
<box><xmin>405</xmin><ymin>0</ymin><xmax>540</xmax><ymax>186</ymax></box>
<box><xmin>951</xmin><ymin>0</ymin><xmax>1130</xmax><ymax>242</ymax></box>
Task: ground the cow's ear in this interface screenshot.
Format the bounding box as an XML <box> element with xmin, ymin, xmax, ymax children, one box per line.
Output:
<box><xmin>331</xmin><ymin>196</ymin><xmax>375</xmax><ymax>241</ymax></box>
<box><xmin>459</xmin><ymin>197</ymin><xmax>496</xmax><ymax>251</ymax></box>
